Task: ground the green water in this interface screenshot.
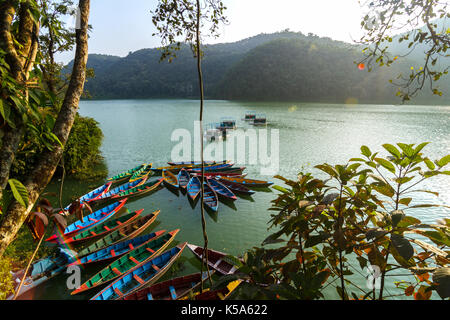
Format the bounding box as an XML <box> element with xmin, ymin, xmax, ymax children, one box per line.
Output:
<box><xmin>30</xmin><ymin>100</ymin><xmax>450</xmax><ymax>300</ymax></box>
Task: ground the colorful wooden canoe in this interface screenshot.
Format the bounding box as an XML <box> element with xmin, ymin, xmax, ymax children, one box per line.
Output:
<box><xmin>187</xmin><ymin>243</ymin><xmax>242</xmax><ymax>275</ymax></box>
<box><xmin>106</xmin><ymin>164</ymin><xmax>147</xmax><ymax>184</ymax></box>
<box><xmin>216</xmin><ymin>177</ymin><xmax>255</xmax><ymax>195</ymax></box>
<box><xmin>76</xmin><ymin>210</ymin><xmax>160</xmax><ymax>258</ymax></box>
<box><xmin>90</xmin><ymin>242</ymin><xmax>187</xmax><ymax>300</ymax></box>
<box><xmin>188</xmin><ymin>166</ymin><xmax>245</xmax><ymax>174</ymax></box>
<box><xmin>121</xmin><ymin>272</ymin><xmax>212</xmax><ymax>300</ymax></box>
<box><xmin>63</xmin><ymin>182</ymin><xmax>112</xmax><ymax>212</ymax></box>
<box><xmin>162</xmin><ymin>170</ymin><xmax>178</xmax><ymax>189</ymax></box>
<box><xmin>207</xmin><ymin>178</ymin><xmax>237</xmax><ymax>201</ymax></box>
<box><xmin>8</xmin><ymin>248</ymin><xmax>72</xmax><ymax>299</ymax></box>
<box><xmin>69</xmin><ymin>230</ymin><xmax>166</xmax><ymax>267</ymax></box>
<box><xmin>167</xmin><ymin>160</ymin><xmax>231</xmax><ymax>166</ymax></box>
<box><xmin>185</xmin><ymin>279</ymin><xmax>243</xmax><ymax>300</ymax></box>
<box><xmin>192</xmin><ymin>171</ymin><xmax>247</xmax><ymax>178</ymax></box>
<box><xmin>60</xmin><ymin>209</ymin><xmax>145</xmax><ymax>245</ymax></box>
<box><xmin>109</xmin><ymin>178</ymin><xmax>163</xmax><ymax>201</ymax></box>
<box><xmin>72</xmin><ymin>230</ymin><xmax>179</xmax><ymax>295</ymax></box>
<box><xmin>187</xmin><ymin>163</ymin><xmax>236</xmax><ymax>173</ymax></box>
<box><xmin>45</xmin><ymin>199</ymin><xmax>128</xmax><ymax>243</ymax></box>
<box><xmin>177</xmin><ymin>168</ymin><xmax>190</xmax><ymax>189</ymax></box>
<box><xmin>152</xmin><ymin>162</ymin><xmax>233</xmax><ymax>175</ymax></box>
<box><xmin>218</xmin><ymin>176</ymin><xmax>274</xmax><ymax>188</ymax></box>
<box><xmin>202</xmin><ymin>182</ymin><xmax>219</xmax><ymax>212</ymax></box>
<box><xmin>187</xmin><ymin>176</ymin><xmax>201</xmax><ymax>201</ymax></box>
<box><xmin>91</xmin><ymin>178</ymin><xmax>148</xmax><ymax>203</ymax></box>
<box><xmin>129</xmin><ymin>163</ymin><xmax>154</xmax><ymax>183</ymax></box>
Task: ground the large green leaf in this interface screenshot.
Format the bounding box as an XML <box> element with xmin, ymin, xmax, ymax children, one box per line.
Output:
<box><xmin>432</xmin><ymin>268</ymin><xmax>450</xmax><ymax>299</ymax></box>
<box><xmin>374</xmin><ymin>157</ymin><xmax>396</xmax><ymax>173</ymax></box>
<box><xmin>8</xmin><ymin>179</ymin><xmax>29</xmax><ymax>208</ymax></box>
<box><xmin>391</xmin><ymin>233</ymin><xmax>414</xmax><ymax>261</ymax></box>
<box><xmin>382</xmin><ymin>143</ymin><xmax>401</xmax><ymax>159</ymax></box>
<box><xmin>361</xmin><ymin>145</ymin><xmax>372</xmax><ymax>158</ymax></box>
<box><xmin>436</xmin><ymin>155</ymin><xmax>450</xmax><ymax>168</ymax></box>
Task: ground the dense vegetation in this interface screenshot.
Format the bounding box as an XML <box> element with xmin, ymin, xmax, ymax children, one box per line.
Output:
<box><xmin>217</xmin><ymin>143</ymin><xmax>450</xmax><ymax>300</ymax></box>
<box><xmin>75</xmin><ymin>31</ymin><xmax>450</xmax><ymax>104</ymax></box>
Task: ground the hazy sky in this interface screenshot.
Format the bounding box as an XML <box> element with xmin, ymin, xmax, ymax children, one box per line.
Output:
<box><xmin>57</xmin><ymin>0</ymin><xmax>367</xmax><ymax>64</ymax></box>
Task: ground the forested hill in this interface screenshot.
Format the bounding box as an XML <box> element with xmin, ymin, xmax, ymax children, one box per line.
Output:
<box><xmin>73</xmin><ymin>31</ymin><xmax>450</xmax><ymax>104</ymax></box>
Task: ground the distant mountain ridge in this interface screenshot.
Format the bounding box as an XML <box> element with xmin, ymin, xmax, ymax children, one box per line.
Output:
<box><xmin>71</xmin><ymin>30</ymin><xmax>449</xmax><ymax>104</ymax></box>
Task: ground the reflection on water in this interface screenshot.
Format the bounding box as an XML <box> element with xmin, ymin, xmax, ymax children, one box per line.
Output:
<box><xmin>34</xmin><ymin>100</ymin><xmax>450</xmax><ymax>300</ymax></box>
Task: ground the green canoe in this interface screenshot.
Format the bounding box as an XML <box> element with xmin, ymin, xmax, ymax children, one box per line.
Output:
<box><xmin>76</xmin><ymin>210</ymin><xmax>160</xmax><ymax>258</ymax></box>
<box><xmin>63</xmin><ymin>209</ymin><xmax>145</xmax><ymax>245</ymax></box>
<box><xmin>71</xmin><ymin>229</ymin><xmax>180</xmax><ymax>295</ymax></box>
<box><xmin>106</xmin><ymin>164</ymin><xmax>147</xmax><ymax>184</ymax></box>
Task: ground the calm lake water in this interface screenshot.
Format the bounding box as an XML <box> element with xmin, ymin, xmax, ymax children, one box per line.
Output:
<box><xmin>32</xmin><ymin>99</ymin><xmax>450</xmax><ymax>300</ymax></box>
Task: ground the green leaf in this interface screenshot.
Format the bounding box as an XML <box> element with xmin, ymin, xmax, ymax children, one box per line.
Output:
<box><xmin>0</xmin><ymin>99</ymin><xmax>15</xmax><ymax>128</ymax></box>
<box><xmin>391</xmin><ymin>234</ymin><xmax>414</xmax><ymax>261</ymax></box>
<box><xmin>424</xmin><ymin>158</ymin><xmax>436</xmax><ymax>170</ymax></box>
<box><xmin>413</xmin><ymin>142</ymin><xmax>429</xmax><ymax>155</ymax></box>
<box><xmin>396</xmin><ymin>216</ymin><xmax>421</xmax><ymax>228</ymax></box>
<box><xmin>432</xmin><ymin>268</ymin><xmax>450</xmax><ymax>299</ymax></box>
<box><xmin>315</xmin><ymin>164</ymin><xmax>338</xmax><ymax>178</ymax></box>
<box><xmin>422</xmin><ymin>231</ymin><xmax>450</xmax><ymax>247</ymax></box>
<box><xmin>382</xmin><ymin>143</ymin><xmax>401</xmax><ymax>159</ymax></box>
<box><xmin>361</xmin><ymin>145</ymin><xmax>372</xmax><ymax>158</ymax></box>
<box><xmin>8</xmin><ymin>179</ymin><xmax>29</xmax><ymax>208</ymax></box>
<box><xmin>436</xmin><ymin>155</ymin><xmax>450</xmax><ymax>168</ymax></box>
<box><xmin>374</xmin><ymin>157</ymin><xmax>396</xmax><ymax>173</ymax></box>
<box><xmin>272</xmin><ymin>185</ymin><xmax>289</xmax><ymax>194</ymax></box>
<box><xmin>398</xmin><ymin>198</ymin><xmax>412</xmax><ymax>206</ymax></box>
<box><xmin>373</xmin><ymin>184</ymin><xmax>395</xmax><ymax>197</ymax></box>
<box><xmin>397</xmin><ymin>143</ymin><xmax>414</xmax><ymax>157</ymax></box>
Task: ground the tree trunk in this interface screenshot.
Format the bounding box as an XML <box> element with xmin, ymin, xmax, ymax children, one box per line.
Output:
<box><xmin>0</xmin><ymin>0</ymin><xmax>91</xmax><ymax>258</ymax></box>
<box><xmin>0</xmin><ymin>0</ymin><xmax>39</xmax><ymax>205</ymax></box>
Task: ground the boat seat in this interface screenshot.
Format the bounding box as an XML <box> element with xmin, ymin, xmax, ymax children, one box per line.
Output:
<box><xmin>112</xmin><ymin>267</ymin><xmax>121</xmax><ymax>275</ymax></box>
<box><xmin>152</xmin><ymin>265</ymin><xmax>160</xmax><ymax>271</ymax></box>
<box><xmin>103</xmin><ymin>225</ymin><xmax>111</xmax><ymax>231</ymax></box>
<box><xmin>114</xmin><ymin>287</ymin><xmax>123</xmax><ymax>297</ymax></box>
<box><xmin>89</xmin><ymin>218</ymin><xmax>98</xmax><ymax>222</ymax></box>
<box><xmin>110</xmin><ymin>249</ymin><xmax>116</xmax><ymax>257</ymax></box>
<box><xmin>90</xmin><ymin>231</ymin><xmax>97</xmax><ymax>236</ymax></box>
<box><xmin>128</xmin><ymin>243</ymin><xmax>134</xmax><ymax>250</ymax></box>
<box><xmin>147</xmin><ymin>292</ymin><xmax>153</xmax><ymax>300</ymax></box>
<box><xmin>116</xmin><ymin>221</ymin><xmax>123</xmax><ymax>225</ymax></box>
<box><xmin>146</xmin><ymin>247</ymin><xmax>155</xmax><ymax>254</ymax></box>
<box><xmin>133</xmin><ymin>274</ymin><xmax>145</xmax><ymax>285</ymax></box>
<box><xmin>169</xmin><ymin>285</ymin><xmax>177</xmax><ymax>299</ymax></box>
<box><xmin>129</xmin><ymin>256</ymin><xmax>140</xmax><ymax>265</ymax></box>
<box><xmin>213</xmin><ymin>260</ymin><xmax>222</xmax><ymax>268</ymax></box>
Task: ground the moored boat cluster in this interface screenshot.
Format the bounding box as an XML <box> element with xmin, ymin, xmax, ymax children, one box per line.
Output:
<box><xmin>9</xmin><ymin>160</ymin><xmax>272</xmax><ymax>300</ymax></box>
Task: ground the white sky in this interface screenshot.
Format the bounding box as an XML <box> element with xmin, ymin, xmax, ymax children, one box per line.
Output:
<box><xmin>57</xmin><ymin>0</ymin><xmax>368</xmax><ymax>64</ymax></box>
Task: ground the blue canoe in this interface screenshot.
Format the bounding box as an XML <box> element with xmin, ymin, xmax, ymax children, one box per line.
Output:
<box><xmin>207</xmin><ymin>178</ymin><xmax>237</xmax><ymax>201</ymax></box>
<box><xmin>203</xmin><ymin>182</ymin><xmax>219</xmax><ymax>212</ymax></box>
<box><xmin>63</xmin><ymin>182</ymin><xmax>112</xmax><ymax>211</ymax></box>
<box><xmin>68</xmin><ymin>230</ymin><xmax>166</xmax><ymax>266</ymax></box>
<box><xmin>186</xmin><ymin>176</ymin><xmax>201</xmax><ymax>201</ymax></box>
<box><xmin>92</xmin><ymin>178</ymin><xmax>147</xmax><ymax>202</ymax></box>
<box><xmin>46</xmin><ymin>199</ymin><xmax>128</xmax><ymax>243</ymax></box>
<box><xmin>177</xmin><ymin>168</ymin><xmax>190</xmax><ymax>189</ymax></box>
<box><xmin>90</xmin><ymin>242</ymin><xmax>187</xmax><ymax>300</ymax></box>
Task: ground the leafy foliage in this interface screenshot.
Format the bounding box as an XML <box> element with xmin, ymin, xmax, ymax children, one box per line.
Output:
<box><xmin>0</xmin><ymin>257</ymin><xmax>14</xmax><ymax>300</ymax></box>
<box><xmin>226</xmin><ymin>143</ymin><xmax>450</xmax><ymax>300</ymax></box>
<box><xmin>358</xmin><ymin>1</ymin><xmax>449</xmax><ymax>101</ymax></box>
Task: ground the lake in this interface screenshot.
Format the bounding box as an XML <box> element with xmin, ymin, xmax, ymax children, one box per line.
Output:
<box><xmin>32</xmin><ymin>99</ymin><xmax>450</xmax><ymax>300</ymax></box>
